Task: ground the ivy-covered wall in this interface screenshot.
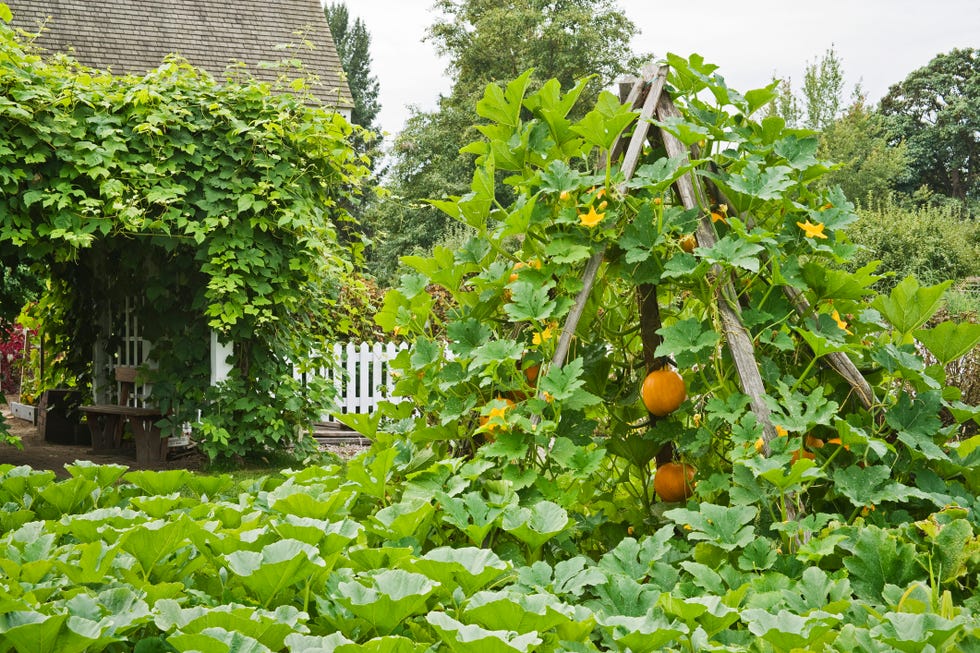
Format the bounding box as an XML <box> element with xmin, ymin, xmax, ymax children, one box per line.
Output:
<box><xmin>0</xmin><ymin>6</ymin><xmax>370</xmax><ymax>458</ymax></box>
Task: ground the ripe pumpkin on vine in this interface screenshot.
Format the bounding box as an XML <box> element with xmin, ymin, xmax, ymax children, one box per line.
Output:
<box><xmin>641</xmin><ymin>367</ymin><xmax>687</xmax><ymax>417</ymax></box>
<box><xmin>653</xmin><ymin>461</ymin><xmax>696</xmax><ymax>502</ymax></box>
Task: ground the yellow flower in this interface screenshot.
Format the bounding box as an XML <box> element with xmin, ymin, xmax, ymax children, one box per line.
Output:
<box><xmin>775</xmin><ymin>424</ymin><xmax>788</xmax><ymax>437</ymax></box>
<box><xmin>797</xmin><ymin>220</ymin><xmax>828</xmax><ymax>239</ymax></box>
<box><xmin>653</xmin><ymin>197</ymin><xmax>662</xmax><ymax>206</ymax></box>
<box><xmin>559</xmin><ymin>190</ymin><xmax>571</xmax><ymax>202</ymax></box>
<box><xmin>754</xmin><ymin>437</ymin><xmax>765</xmax><ymax>453</ymax></box>
<box><xmin>532</xmin><ymin>323</ymin><xmax>555</xmax><ymax>345</ymax></box>
<box><xmin>542</xmin><ymin>391</ymin><xmax>555</xmax><ymax>403</ymax></box>
<box><xmin>487</xmin><ymin>404</ymin><xmax>509</xmax><ymax>421</ymax></box>
<box><xmin>710</xmin><ymin>204</ymin><xmax>728</xmax><ymax>224</ymax></box>
<box><xmin>579</xmin><ymin>205</ymin><xmax>605</xmax><ymax>228</ymax></box>
<box><xmin>831</xmin><ymin>309</ymin><xmax>852</xmax><ymax>334</ymax></box>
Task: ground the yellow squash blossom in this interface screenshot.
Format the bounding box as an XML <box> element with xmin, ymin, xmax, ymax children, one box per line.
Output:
<box><xmin>532</xmin><ymin>322</ymin><xmax>556</xmax><ymax>345</ymax></box>
<box><xmin>579</xmin><ymin>205</ymin><xmax>605</xmax><ymax>228</ymax></box>
<box><xmin>710</xmin><ymin>204</ymin><xmax>728</xmax><ymax>224</ymax></box>
<box><xmin>831</xmin><ymin>309</ymin><xmax>852</xmax><ymax>334</ymax></box>
<box><xmin>775</xmin><ymin>424</ymin><xmax>788</xmax><ymax>437</ymax></box>
<box><xmin>797</xmin><ymin>220</ymin><xmax>828</xmax><ymax>239</ymax></box>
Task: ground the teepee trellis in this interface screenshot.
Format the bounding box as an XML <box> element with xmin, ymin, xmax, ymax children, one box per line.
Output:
<box><xmin>548</xmin><ymin>62</ymin><xmax>874</xmax><ymax>454</ymax></box>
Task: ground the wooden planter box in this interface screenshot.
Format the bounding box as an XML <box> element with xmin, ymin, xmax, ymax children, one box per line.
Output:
<box><xmin>38</xmin><ymin>389</ymin><xmax>88</xmax><ymax>446</ymax></box>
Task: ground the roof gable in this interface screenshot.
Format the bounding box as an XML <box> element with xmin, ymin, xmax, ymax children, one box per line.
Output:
<box><xmin>6</xmin><ymin>0</ymin><xmax>353</xmax><ymax>109</ymax></box>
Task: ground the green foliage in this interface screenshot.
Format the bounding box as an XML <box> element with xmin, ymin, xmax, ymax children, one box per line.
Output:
<box><xmin>0</xmin><ymin>263</ymin><xmax>41</xmax><ymax>326</ymax></box>
<box><xmin>365</xmin><ymin>52</ymin><xmax>980</xmax><ymax>647</ymax></box>
<box><xmin>802</xmin><ymin>46</ymin><xmax>846</xmax><ymax>130</ymax></box>
<box><xmin>819</xmin><ymin>99</ymin><xmax>909</xmax><ymax>203</ymax></box>
<box><xmin>847</xmin><ymin>196</ymin><xmax>980</xmax><ymax>290</ymax></box>
<box><xmin>367</xmin><ymin>0</ymin><xmax>641</xmax><ymax>281</ymax></box>
<box><xmin>880</xmin><ymin>47</ymin><xmax>980</xmax><ymax>204</ymax></box>
<box><xmin>324</xmin><ymin>3</ymin><xmax>381</xmax><ymax>132</ymax></box>
<box><xmin>0</xmin><ymin>10</ymin><xmax>369</xmax><ymax>458</ymax></box>
<box><xmin>0</xmin><ymin>457</ymin><xmax>977</xmax><ymax>651</ymax></box>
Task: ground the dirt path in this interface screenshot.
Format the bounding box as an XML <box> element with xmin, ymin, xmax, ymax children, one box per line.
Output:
<box><xmin>1</xmin><ymin>395</ymin><xmax>203</xmax><ymax>477</ymax></box>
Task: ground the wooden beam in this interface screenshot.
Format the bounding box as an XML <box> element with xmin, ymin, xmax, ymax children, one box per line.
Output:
<box><xmin>656</xmin><ymin>94</ymin><xmax>779</xmax><ymax>445</ymax></box>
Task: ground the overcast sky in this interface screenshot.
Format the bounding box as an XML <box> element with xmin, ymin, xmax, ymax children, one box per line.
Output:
<box><xmin>344</xmin><ymin>1</ymin><xmax>980</xmax><ymax>138</ymax></box>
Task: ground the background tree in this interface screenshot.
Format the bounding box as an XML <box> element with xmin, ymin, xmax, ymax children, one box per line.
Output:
<box><xmin>801</xmin><ymin>46</ymin><xmax>845</xmax><ymax>130</ymax></box>
<box><xmin>366</xmin><ymin>0</ymin><xmax>641</xmax><ymax>281</ymax></box>
<box><xmin>324</xmin><ymin>3</ymin><xmax>382</xmax><ymax>254</ymax></box>
<box><xmin>324</xmin><ymin>2</ymin><xmax>381</xmax><ymax>132</ymax></box>
<box><xmin>818</xmin><ymin>98</ymin><xmax>908</xmax><ymax>202</ymax></box>
<box><xmin>879</xmin><ymin>47</ymin><xmax>980</xmax><ymax>206</ymax></box>
<box><xmin>767</xmin><ymin>46</ymin><xmax>847</xmax><ymax>130</ymax></box>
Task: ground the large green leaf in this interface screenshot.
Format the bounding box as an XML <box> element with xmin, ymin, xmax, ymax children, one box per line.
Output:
<box><xmin>871</xmin><ymin>612</ymin><xmax>967</xmax><ymax>653</ymax></box>
<box><xmin>0</xmin><ymin>612</ymin><xmax>105</xmax><ymax>653</ymax></box>
<box><xmin>116</xmin><ymin>515</ymin><xmax>199</xmax><ymax>580</ymax></box>
<box><xmin>501</xmin><ymin>501</ymin><xmax>571</xmax><ymax>552</ymax></box>
<box><xmin>438</xmin><ymin>491</ymin><xmax>508</xmax><ymax>547</ymax></box>
<box><xmin>37</xmin><ymin>476</ymin><xmax>98</xmax><ymax>516</ymax></box>
<box><xmin>832</xmin><ymin>465</ymin><xmax>929</xmax><ymax>508</ymax></box>
<box><xmin>872</xmin><ymin>276</ymin><xmax>951</xmax><ymax>339</ymax></box>
<box><xmin>64</xmin><ymin>461</ymin><xmax>129</xmax><ymax>488</ymax></box>
<box><xmin>167</xmin><ymin>627</ymin><xmax>271</xmax><ymax>653</ymax></box>
<box><xmin>338</xmin><ymin>569</ymin><xmax>439</xmax><ymax>636</ymax></box>
<box><xmin>223</xmin><ymin>539</ymin><xmax>326</xmax><ymax>606</ymax></box>
<box><xmin>840</xmin><ymin>527</ymin><xmax>920</xmax><ymax>601</ymax></box>
<box><xmin>153</xmin><ymin>600</ymin><xmax>305</xmax><ymax>651</ymax></box>
<box><xmin>914</xmin><ymin>320</ymin><xmax>980</xmax><ymax>366</ymax></box>
<box><xmin>597</xmin><ymin>612</ymin><xmax>689</xmax><ymax>653</ymax></box>
<box><xmin>408</xmin><ymin>547</ymin><xmax>510</xmax><ymax>598</ymax></box>
<box><xmin>426</xmin><ymin>612</ymin><xmax>542</xmax><ymax>653</ymax></box>
<box><xmin>122</xmin><ymin>469</ymin><xmax>193</xmax><ymax>495</ymax></box>
<box><xmin>740</xmin><ymin>609</ymin><xmax>840</xmax><ymax>651</ymax></box>
<box><xmin>884</xmin><ymin>390</ymin><xmax>947</xmax><ymax>461</ymax></box>
<box><xmin>367</xmin><ymin>498</ymin><xmax>435</xmax><ymax>542</ymax></box>
<box><xmin>663</xmin><ymin>503</ymin><xmax>758</xmax><ymax>551</ymax></box>
<box><xmin>461</xmin><ymin>590</ymin><xmax>578</xmax><ymax>634</ymax></box>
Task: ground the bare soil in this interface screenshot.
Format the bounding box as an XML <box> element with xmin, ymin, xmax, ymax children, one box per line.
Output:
<box><xmin>1</xmin><ymin>394</ymin><xmax>204</xmax><ymax>478</ymax></box>
<box><xmin>1</xmin><ymin>395</ymin><xmax>368</xmax><ymax>478</ymax></box>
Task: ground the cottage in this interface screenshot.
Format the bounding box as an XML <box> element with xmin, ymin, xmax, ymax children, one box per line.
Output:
<box><xmin>7</xmin><ymin>0</ymin><xmax>353</xmax><ymax>116</ymax></box>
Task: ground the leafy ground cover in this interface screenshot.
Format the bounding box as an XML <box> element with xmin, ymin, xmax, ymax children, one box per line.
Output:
<box><xmin>0</xmin><ymin>448</ymin><xmax>977</xmax><ymax>652</ymax></box>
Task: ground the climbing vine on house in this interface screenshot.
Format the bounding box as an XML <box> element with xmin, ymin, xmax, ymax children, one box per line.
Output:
<box><xmin>0</xmin><ymin>6</ymin><xmax>370</xmax><ymax>458</ymax></box>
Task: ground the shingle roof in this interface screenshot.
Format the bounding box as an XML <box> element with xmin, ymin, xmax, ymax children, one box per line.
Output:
<box><xmin>6</xmin><ymin>0</ymin><xmax>353</xmax><ymax>109</ymax></box>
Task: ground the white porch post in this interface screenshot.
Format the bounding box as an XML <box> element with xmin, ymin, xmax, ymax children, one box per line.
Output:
<box><xmin>210</xmin><ymin>331</ymin><xmax>234</xmax><ymax>385</ymax></box>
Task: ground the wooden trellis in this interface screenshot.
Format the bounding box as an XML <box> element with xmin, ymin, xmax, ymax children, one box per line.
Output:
<box><xmin>549</xmin><ymin>63</ymin><xmax>874</xmax><ymax>457</ymax></box>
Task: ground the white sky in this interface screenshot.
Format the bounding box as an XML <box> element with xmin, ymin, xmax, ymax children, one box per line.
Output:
<box><xmin>345</xmin><ymin>1</ymin><xmax>980</xmax><ymax>138</ymax></box>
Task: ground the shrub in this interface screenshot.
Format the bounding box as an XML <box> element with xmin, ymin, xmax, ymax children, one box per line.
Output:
<box><xmin>848</xmin><ymin>196</ymin><xmax>980</xmax><ymax>289</ymax></box>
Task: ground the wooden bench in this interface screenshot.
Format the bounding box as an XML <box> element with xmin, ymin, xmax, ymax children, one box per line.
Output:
<box><xmin>78</xmin><ymin>404</ymin><xmax>168</xmax><ymax>465</ymax></box>
<box><xmin>79</xmin><ymin>365</ymin><xmax>168</xmax><ymax>465</ymax></box>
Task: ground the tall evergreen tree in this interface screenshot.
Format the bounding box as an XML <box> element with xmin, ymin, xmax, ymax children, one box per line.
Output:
<box><xmin>325</xmin><ymin>3</ymin><xmax>381</xmax><ymax>132</ymax></box>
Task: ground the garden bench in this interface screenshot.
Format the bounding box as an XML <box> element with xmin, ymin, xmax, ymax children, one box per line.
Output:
<box><xmin>79</xmin><ymin>365</ymin><xmax>169</xmax><ymax>465</ymax></box>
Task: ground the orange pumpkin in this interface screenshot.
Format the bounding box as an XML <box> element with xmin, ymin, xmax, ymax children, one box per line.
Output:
<box><xmin>641</xmin><ymin>368</ymin><xmax>687</xmax><ymax>417</ymax></box>
<box><xmin>654</xmin><ymin>462</ymin><xmax>696</xmax><ymax>502</ymax></box>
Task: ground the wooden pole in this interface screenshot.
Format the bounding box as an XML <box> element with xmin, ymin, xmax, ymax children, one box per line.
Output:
<box><xmin>655</xmin><ymin>94</ymin><xmax>779</xmax><ymax>446</ymax></box>
<box><xmin>550</xmin><ymin>65</ymin><xmax>668</xmax><ymax>372</ymax></box>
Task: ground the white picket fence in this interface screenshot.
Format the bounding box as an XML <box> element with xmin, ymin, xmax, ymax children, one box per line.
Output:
<box><xmin>304</xmin><ymin>342</ymin><xmax>409</xmax><ymax>422</ymax></box>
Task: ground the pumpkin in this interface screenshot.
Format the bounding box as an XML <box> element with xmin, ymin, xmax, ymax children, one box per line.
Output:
<box><xmin>653</xmin><ymin>461</ymin><xmax>696</xmax><ymax>502</ymax></box>
<box><xmin>641</xmin><ymin>368</ymin><xmax>686</xmax><ymax>417</ymax></box>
